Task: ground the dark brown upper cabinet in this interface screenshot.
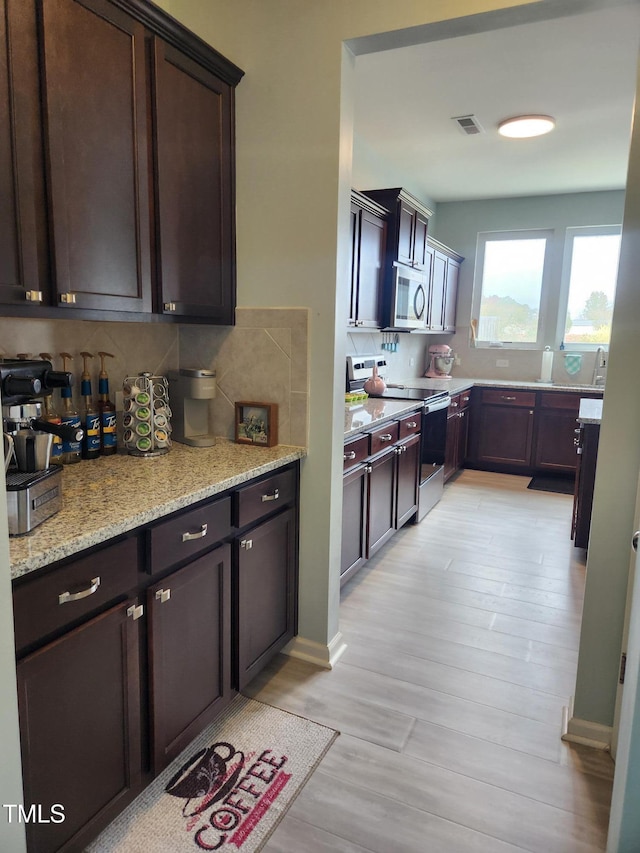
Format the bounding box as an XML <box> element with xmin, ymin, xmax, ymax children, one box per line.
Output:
<box><xmin>363</xmin><ymin>188</ymin><xmax>433</xmax><ymax>272</ymax></box>
<box><xmin>348</xmin><ymin>191</ymin><xmax>387</xmax><ymax>329</ymax></box>
<box><xmin>40</xmin><ymin>0</ymin><xmax>152</xmax><ymax>313</ymax></box>
<box><xmin>0</xmin><ymin>0</ymin><xmax>49</xmax><ymax>307</ymax></box>
<box><xmin>152</xmin><ymin>38</ymin><xmax>236</xmax><ymax>324</ymax></box>
<box><xmin>0</xmin><ymin>0</ymin><xmax>243</xmax><ymax>323</ymax></box>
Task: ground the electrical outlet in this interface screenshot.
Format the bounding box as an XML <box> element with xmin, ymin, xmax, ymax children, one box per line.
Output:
<box><xmin>409</xmin><ymin>357</ymin><xmax>415</xmax><ymax>367</ymax></box>
<box><xmin>454</xmin><ymin>356</ymin><xmax>461</xmax><ymax>367</ymax></box>
<box><xmin>496</xmin><ymin>359</ymin><xmax>509</xmax><ymax>368</ymax></box>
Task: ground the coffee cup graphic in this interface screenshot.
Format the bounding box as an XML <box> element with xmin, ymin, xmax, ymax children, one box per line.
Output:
<box><xmin>165</xmin><ymin>742</ymin><xmax>245</xmax><ymax>817</ymax></box>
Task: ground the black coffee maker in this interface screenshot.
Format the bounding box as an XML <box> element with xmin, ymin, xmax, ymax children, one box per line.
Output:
<box><xmin>1</xmin><ymin>358</ymin><xmax>83</xmax><ymax>535</ymax></box>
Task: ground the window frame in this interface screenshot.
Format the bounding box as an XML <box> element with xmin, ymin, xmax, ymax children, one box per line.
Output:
<box><xmin>555</xmin><ymin>224</ymin><xmax>622</xmax><ymax>351</ymax></box>
<box><xmin>471</xmin><ymin>228</ymin><xmax>555</xmax><ymax>350</ymax></box>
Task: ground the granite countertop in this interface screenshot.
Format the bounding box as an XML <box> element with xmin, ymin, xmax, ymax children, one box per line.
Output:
<box><xmin>345</xmin><ymin>398</ymin><xmax>426</xmax><ymax>439</ymax></box>
<box><xmin>9</xmin><ymin>440</ymin><xmax>305</xmax><ymax>580</ymax></box>
<box><xmin>344</xmin><ymin>376</ymin><xmax>605</xmax><ymax>437</ymax></box>
<box><xmin>578</xmin><ymin>398</ymin><xmax>603</xmax><ymax>425</ymax></box>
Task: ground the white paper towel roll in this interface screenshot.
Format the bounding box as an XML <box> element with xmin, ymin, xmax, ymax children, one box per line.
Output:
<box><xmin>540</xmin><ymin>347</ymin><xmax>553</xmax><ymax>382</ymax></box>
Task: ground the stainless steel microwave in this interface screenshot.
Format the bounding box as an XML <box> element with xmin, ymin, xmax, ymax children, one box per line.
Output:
<box><xmin>389</xmin><ymin>262</ymin><xmax>427</xmax><ymax>330</ymax></box>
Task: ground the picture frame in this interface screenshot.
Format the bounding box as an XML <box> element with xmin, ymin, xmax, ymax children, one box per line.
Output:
<box><xmin>234</xmin><ymin>402</ymin><xmax>278</xmax><ymax>447</ymax></box>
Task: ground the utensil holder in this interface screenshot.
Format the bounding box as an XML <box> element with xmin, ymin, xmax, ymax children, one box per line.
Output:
<box><xmin>122</xmin><ymin>373</ymin><xmax>172</xmax><ymax>457</ymax></box>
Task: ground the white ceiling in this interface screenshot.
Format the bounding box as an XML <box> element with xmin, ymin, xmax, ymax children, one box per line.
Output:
<box><xmin>353</xmin><ymin>4</ymin><xmax>640</xmax><ymax>203</ymax></box>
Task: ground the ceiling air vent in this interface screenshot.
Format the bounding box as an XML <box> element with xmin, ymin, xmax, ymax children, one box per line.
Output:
<box><xmin>452</xmin><ymin>115</ymin><xmax>484</xmax><ymax>136</ymax></box>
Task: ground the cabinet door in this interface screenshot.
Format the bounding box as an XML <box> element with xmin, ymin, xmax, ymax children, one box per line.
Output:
<box><xmin>0</xmin><ymin>0</ymin><xmax>48</xmax><ymax>307</ymax></box>
<box><xmin>341</xmin><ymin>463</ymin><xmax>368</xmax><ymax>586</ymax></box>
<box><xmin>396</xmin><ymin>433</ymin><xmax>420</xmax><ymax>527</ymax></box>
<box><xmin>148</xmin><ymin>544</ymin><xmax>232</xmax><ymax>772</ymax></box>
<box><xmin>40</xmin><ymin>0</ymin><xmax>152</xmax><ymax>312</ymax></box>
<box><xmin>236</xmin><ymin>508</ymin><xmax>296</xmax><ymax>690</ymax></box>
<box><xmin>476</xmin><ymin>404</ymin><xmax>534</xmax><ymax>468</ymax></box>
<box><xmin>17</xmin><ymin>600</ymin><xmax>141</xmax><ymax>853</ymax></box>
<box><xmin>412</xmin><ymin>210</ymin><xmax>429</xmax><ymax>269</ymax></box>
<box><xmin>443</xmin><ymin>257</ymin><xmax>460</xmax><ymax>332</ymax></box>
<box><xmin>534</xmin><ymin>409</ymin><xmax>579</xmax><ymax>473</ymax></box>
<box><xmin>355</xmin><ymin>208</ymin><xmax>386</xmax><ymax>328</ymax></box>
<box><xmin>367</xmin><ymin>447</ymin><xmax>396</xmax><ymax>557</ymax></box>
<box><xmin>153</xmin><ymin>38</ymin><xmax>235</xmax><ymax>323</ymax></box>
<box><xmin>348</xmin><ymin>201</ymin><xmax>359</xmax><ymax>323</ymax></box>
<box><xmin>427</xmin><ymin>251</ymin><xmax>447</xmax><ymax>331</ymax></box>
<box><xmin>397</xmin><ymin>202</ymin><xmax>415</xmax><ymax>266</ymax></box>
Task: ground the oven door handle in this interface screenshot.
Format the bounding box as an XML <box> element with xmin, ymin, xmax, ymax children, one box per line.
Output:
<box><xmin>425</xmin><ymin>396</ymin><xmax>451</xmax><ymax>413</ymax></box>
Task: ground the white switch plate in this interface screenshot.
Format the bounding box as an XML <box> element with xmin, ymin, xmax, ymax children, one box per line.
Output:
<box><xmin>409</xmin><ymin>357</ymin><xmax>415</xmax><ymax>367</ymax></box>
<box><xmin>496</xmin><ymin>359</ymin><xmax>509</xmax><ymax>368</ymax></box>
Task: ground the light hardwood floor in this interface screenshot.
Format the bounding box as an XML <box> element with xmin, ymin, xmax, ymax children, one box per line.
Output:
<box><xmin>247</xmin><ymin>469</ymin><xmax>614</xmax><ymax>853</ymax></box>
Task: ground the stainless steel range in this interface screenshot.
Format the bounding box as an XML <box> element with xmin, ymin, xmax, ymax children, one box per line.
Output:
<box><xmin>346</xmin><ymin>355</ymin><xmax>451</xmax><ymax>520</ymax></box>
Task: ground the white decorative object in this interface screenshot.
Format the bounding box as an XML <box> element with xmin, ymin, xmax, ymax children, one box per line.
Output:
<box><xmin>540</xmin><ymin>347</ymin><xmax>553</xmax><ymax>383</ymax></box>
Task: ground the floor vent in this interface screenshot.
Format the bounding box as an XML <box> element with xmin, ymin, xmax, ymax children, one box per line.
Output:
<box><xmin>452</xmin><ymin>115</ymin><xmax>484</xmax><ymax>135</ymax></box>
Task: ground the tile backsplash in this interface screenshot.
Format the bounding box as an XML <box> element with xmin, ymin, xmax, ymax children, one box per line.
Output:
<box><xmin>0</xmin><ymin>307</ymin><xmax>309</xmax><ymax>447</ymax></box>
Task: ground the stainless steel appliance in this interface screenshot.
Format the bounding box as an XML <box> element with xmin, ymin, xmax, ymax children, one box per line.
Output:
<box><xmin>1</xmin><ymin>358</ymin><xmax>82</xmax><ymax>535</ymax></box>
<box><xmin>346</xmin><ymin>355</ymin><xmax>451</xmax><ymax>520</ymax></box>
<box><xmin>389</xmin><ymin>263</ymin><xmax>427</xmax><ymax>330</ymax></box>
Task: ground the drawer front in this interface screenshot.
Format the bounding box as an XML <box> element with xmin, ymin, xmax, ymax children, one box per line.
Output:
<box><xmin>369</xmin><ymin>421</ymin><xmax>400</xmax><ymax>456</ymax></box>
<box><xmin>235</xmin><ymin>467</ymin><xmax>296</xmax><ymax>529</ymax></box>
<box><xmin>481</xmin><ymin>389</ymin><xmax>536</xmax><ymax>407</ymax></box>
<box><xmin>459</xmin><ymin>389</ymin><xmax>472</xmax><ymax>409</ymax></box>
<box><xmin>343</xmin><ymin>435</ymin><xmax>369</xmax><ymax>471</ymax></box>
<box><xmin>539</xmin><ymin>392</ymin><xmax>581</xmax><ymax>412</ymax></box>
<box><xmin>13</xmin><ymin>537</ymin><xmax>139</xmax><ymax>653</ymax></box>
<box><xmin>397</xmin><ymin>410</ymin><xmax>422</xmax><ymax>439</ymax></box>
<box><xmin>149</xmin><ymin>496</ymin><xmax>232</xmax><ymax>575</ymax></box>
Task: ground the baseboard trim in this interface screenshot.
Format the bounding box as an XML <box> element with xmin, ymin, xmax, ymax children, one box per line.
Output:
<box><xmin>562</xmin><ymin>704</ymin><xmax>612</xmax><ymax>751</ymax></box>
<box><xmin>282</xmin><ymin>632</ymin><xmax>347</xmax><ymax>669</ymax></box>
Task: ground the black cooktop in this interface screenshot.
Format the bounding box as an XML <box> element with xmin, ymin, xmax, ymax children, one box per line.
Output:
<box><xmin>370</xmin><ymin>387</ymin><xmax>449</xmax><ymax>403</ymax></box>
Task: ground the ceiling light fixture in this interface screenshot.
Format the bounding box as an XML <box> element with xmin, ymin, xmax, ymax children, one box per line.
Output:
<box><xmin>498</xmin><ymin>115</ymin><xmax>556</xmax><ymax>138</ymax></box>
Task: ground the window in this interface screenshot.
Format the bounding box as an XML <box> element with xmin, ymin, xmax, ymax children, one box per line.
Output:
<box><xmin>560</xmin><ymin>226</ymin><xmax>621</xmax><ymax>346</ymax></box>
<box><xmin>473</xmin><ymin>230</ymin><xmax>553</xmax><ymax>346</ymax></box>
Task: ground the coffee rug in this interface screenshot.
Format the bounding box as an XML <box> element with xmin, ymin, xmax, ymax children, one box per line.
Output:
<box><xmin>87</xmin><ymin>696</ymin><xmax>338</xmax><ymax>853</ymax></box>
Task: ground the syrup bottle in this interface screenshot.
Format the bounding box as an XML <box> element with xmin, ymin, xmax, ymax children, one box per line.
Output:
<box><xmin>80</xmin><ymin>351</ymin><xmax>100</xmax><ymax>460</ymax></box>
<box><xmin>59</xmin><ymin>352</ymin><xmax>82</xmax><ymax>464</ymax></box>
<box><xmin>97</xmin><ymin>351</ymin><xmax>117</xmax><ymax>455</ymax></box>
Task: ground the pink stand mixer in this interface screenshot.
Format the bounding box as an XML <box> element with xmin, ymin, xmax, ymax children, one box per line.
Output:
<box><xmin>425</xmin><ymin>344</ymin><xmax>455</xmax><ymax>379</ymax></box>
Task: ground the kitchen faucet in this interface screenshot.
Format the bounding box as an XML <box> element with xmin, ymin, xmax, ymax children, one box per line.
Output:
<box><xmin>592</xmin><ymin>347</ymin><xmax>607</xmax><ymax>385</ymax></box>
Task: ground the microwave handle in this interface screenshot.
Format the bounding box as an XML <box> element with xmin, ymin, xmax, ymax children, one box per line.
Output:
<box><xmin>414</xmin><ymin>283</ymin><xmax>426</xmax><ymax>321</ymax></box>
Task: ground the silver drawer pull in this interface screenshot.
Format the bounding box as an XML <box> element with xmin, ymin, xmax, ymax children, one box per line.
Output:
<box><xmin>59</xmin><ymin>577</ymin><xmax>100</xmax><ymax>604</ymax></box>
<box><xmin>241</xmin><ymin>539</ymin><xmax>253</xmax><ymax>549</ymax></box>
<box><xmin>155</xmin><ymin>588</ymin><xmax>171</xmax><ymax>603</ymax></box>
<box><xmin>450</xmin><ymin>402</ymin><xmax>459</xmax><ymax>408</ymax></box>
<box><xmin>405</xmin><ymin>421</ymin><xmax>417</xmax><ymax>428</ymax></box>
<box><xmin>501</xmin><ymin>395</ymin><xmax>517</xmax><ymax>401</ymax></box>
<box><xmin>127</xmin><ymin>604</ymin><xmax>144</xmax><ymax>621</ymax></box>
<box><xmin>378</xmin><ymin>434</ymin><xmax>393</xmax><ymax>442</ymax></box>
<box><xmin>261</xmin><ymin>488</ymin><xmax>280</xmax><ymax>502</ymax></box>
<box><xmin>182</xmin><ymin>523</ymin><xmax>208</xmax><ymax>542</ymax></box>
<box><xmin>344</xmin><ymin>451</ymin><xmax>357</xmax><ymax>461</ymax></box>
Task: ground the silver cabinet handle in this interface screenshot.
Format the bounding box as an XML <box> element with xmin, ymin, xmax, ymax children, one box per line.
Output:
<box><xmin>164</xmin><ymin>302</ymin><xmax>177</xmax><ymax>312</ymax></box>
<box><xmin>241</xmin><ymin>539</ymin><xmax>253</xmax><ymax>549</ymax></box>
<box><xmin>59</xmin><ymin>292</ymin><xmax>77</xmax><ymax>304</ymax></box>
<box><xmin>365</xmin><ymin>465</ymin><xmax>372</xmax><ymax>474</ymax></box>
<box><xmin>59</xmin><ymin>577</ymin><xmax>100</xmax><ymax>604</ymax></box>
<box><xmin>127</xmin><ymin>604</ymin><xmax>144</xmax><ymax>621</ymax></box>
<box><xmin>25</xmin><ymin>290</ymin><xmax>43</xmax><ymax>303</ymax></box>
<box><xmin>450</xmin><ymin>401</ymin><xmax>459</xmax><ymax>408</ymax></box>
<box><xmin>182</xmin><ymin>523</ymin><xmax>208</xmax><ymax>542</ymax></box>
<box><xmin>155</xmin><ymin>588</ymin><xmax>171</xmax><ymax>603</ymax></box>
<box><xmin>633</xmin><ymin>531</ymin><xmax>639</xmax><ymax>552</ymax></box>
<box><xmin>344</xmin><ymin>451</ymin><xmax>357</xmax><ymax>461</ymax></box>
<box><xmin>405</xmin><ymin>421</ymin><xmax>417</xmax><ymax>428</ymax></box>
<box><xmin>261</xmin><ymin>489</ymin><xmax>280</xmax><ymax>502</ymax></box>
<box><xmin>501</xmin><ymin>395</ymin><xmax>517</xmax><ymax>401</ymax></box>
<box><xmin>378</xmin><ymin>434</ymin><xmax>393</xmax><ymax>442</ymax></box>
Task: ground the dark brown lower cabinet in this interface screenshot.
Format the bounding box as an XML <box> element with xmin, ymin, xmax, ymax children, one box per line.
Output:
<box><xmin>16</xmin><ymin>600</ymin><xmax>141</xmax><ymax>853</ymax></box>
<box><xmin>148</xmin><ymin>544</ymin><xmax>232</xmax><ymax>773</ymax></box>
<box><xmin>235</xmin><ymin>508</ymin><xmax>297</xmax><ymax>691</ymax></box>
<box><xmin>475</xmin><ymin>403</ymin><xmax>534</xmax><ymax>469</ymax></box>
<box><xmin>341</xmin><ymin>418</ymin><xmax>422</xmax><ymax>587</ymax></box>
<box><xmin>367</xmin><ymin>447</ymin><xmax>397</xmax><ymax>557</ymax></box>
<box><xmin>341</xmin><ymin>463</ymin><xmax>368</xmax><ymax>585</ymax></box>
<box><xmin>572</xmin><ymin>422</ymin><xmax>600</xmax><ymax>549</ymax></box>
<box><xmin>395</xmin><ymin>432</ymin><xmax>420</xmax><ymax>527</ymax></box>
